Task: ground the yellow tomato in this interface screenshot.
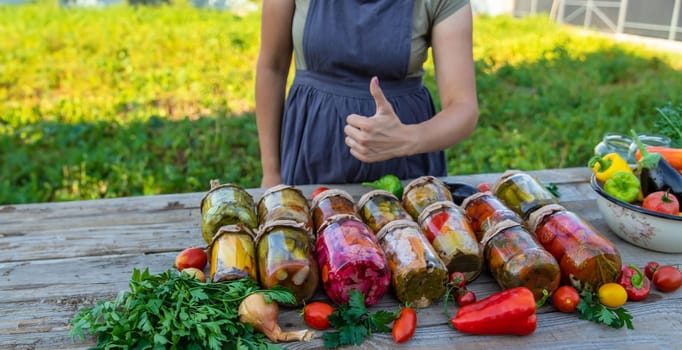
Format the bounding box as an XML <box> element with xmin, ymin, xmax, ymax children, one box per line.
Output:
<box><xmin>598</xmin><ymin>283</ymin><xmax>628</xmax><ymax>308</ymax></box>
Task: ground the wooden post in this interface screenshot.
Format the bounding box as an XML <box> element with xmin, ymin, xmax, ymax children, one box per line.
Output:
<box><xmin>671</xmin><ymin>0</ymin><xmax>681</xmax><ymax>40</ymax></box>
<box><xmin>557</xmin><ymin>0</ymin><xmax>565</xmax><ymax>24</ymax></box>
<box><xmin>616</xmin><ymin>0</ymin><xmax>628</xmax><ymax>35</ymax></box>
<box><xmin>584</xmin><ymin>0</ymin><xmax>593</xmax><ymax>28</ymax></box>
<box><xmin>531</xmin><ymin>0</ymin><xmax>538</xmax><ymax>15</ymax></box>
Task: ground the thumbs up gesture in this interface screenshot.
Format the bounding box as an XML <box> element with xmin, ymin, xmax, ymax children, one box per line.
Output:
<box><xmin>344</xmin><ymin>77</ymin><xmax>410</xmax><ymax>163</ymax></box>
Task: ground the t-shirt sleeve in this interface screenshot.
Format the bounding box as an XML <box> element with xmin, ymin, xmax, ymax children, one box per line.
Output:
<box><xmin>430</xmin><ymin>0</ymin><xmax>469</xmax><ymax>25</ymax></box>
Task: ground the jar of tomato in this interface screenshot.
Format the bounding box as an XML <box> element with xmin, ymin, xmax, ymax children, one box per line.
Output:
<box><xmin>492</xmin><ymin>170</ymin><xmax>558</xmax><ymax>220</ymax></box>
<box><xmin>255</xmin><ymin>220</ymin><xmax>319</xmax><ymax>305</ymax></box>
<box><xmin>257</xmin><ymin>185</ymin><xmax>312</xmax><ymax>234</ymax></box>
<box><xmin>417</xmin><ymin>201</ymin><xmax>483</xmax><ymax>282</ymax></box>
<box><xmin>461</xmin><ymin>191</ymin><xmax>524</xmax><ymax>241</ymax></box>
<box><xmin>209</xmin><ymin>224</ymin><xmax>258</xmax><ymax>282</ymax></box>
<box><xmin>482</xmin><ymin>219</ymin><xmax>561</xmax><ymax>301</ymax></box>
<box><xmin>200</xmin><ymin>180</ymin><xmax>258</xmax><ymax>244</ymax></box>
<box><xmin>311</xmin><ymin>189</ymin><xmax>358</xmax><ymax>233</ymax></box>
<box><xmin>402</xmin><ymin>176</ymin><xmax>453</xmax><ymax>221</ymax></box>
<box><xmin>376</xmin><ymin>219</ymin><xmax>448</xmax><ymax>308</ymax></box>
<box><xmin>315</xmin><ymin>214</ymin><xmax>391</xmax><ymax>306</ymax></box>
<box><xmin>357</xmin><ymin>190</ymin><xmax>411</xmax><ymax>233</ymax></box>
<box><xmin>528</xmin><ymin>204</ymin><xmax>622</xmax><ymax>291</ymax></box>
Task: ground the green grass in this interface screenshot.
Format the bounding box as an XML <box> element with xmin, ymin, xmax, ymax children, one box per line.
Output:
<box><xmin>2</xmin><ymin>3</ymin><xmax>682</xmax><ymax>204</ymax></box>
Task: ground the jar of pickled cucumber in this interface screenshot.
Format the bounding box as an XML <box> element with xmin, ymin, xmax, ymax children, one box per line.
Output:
<box><xmin>528</xmin><ymin>204</ymin><xmax>622</xmax><ymax>292</ymax></box>
<box><xmin>481</xmin><ymin>219</ymin><xmax>561</xmax><ymax>301</ymax></box>
<box><xmin>209</xmin><ymin>224</ymin><xmax>257</xmax><ymax>282</ymax></box>
<box><xmin>357</xmin><ymin>190</ymin><xmax>411</xmax><ymax>233</ymax></box>
<box><xmin>316</xmin><ymin>214</ymin><xmax>391</xmax><ymax>306</ymax></box>
<box><xmin>257</xmin><ymin>185</ymin><xmax>312</xmax><ymax>233</ymax></box>
<box><xmin>492</xmin><ymin>170</ymin><xmax>558</xmax><ymax>220</ymax></box>
<box><xmin>255</xmin><ymin>220</ymin><xmax>319</xmax><ymax>305</ymax></box>
<box><xmin>402</xmin><ymin>176</ymin><xmax>453</xmax><ymax>221</ymax></box>
<box><xmin>417</xmin><ymin>201</ymin><xmax>483</xmax><ymax>282</ymax></box>
<box><xmin>461</xmin><ymin>191</ymin><xmax>524</xmax><ymax>241</ymax></box>
<box><xmin>376</xmin><ymin>219</ymin><xmax>448</xmax><ymax>308</ymax></box>
<box><xmin>311</xmin><ymin>189</ymin><xmax>359</xmax><ymax>233</ymax></box>
<box><xmin>201</xmin><ymin>180</ymin><xmax>258</xmax><ymax>244</ymax></box>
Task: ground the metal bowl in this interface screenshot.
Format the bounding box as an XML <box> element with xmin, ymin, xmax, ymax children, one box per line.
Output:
<box><xmin>590</xmin><ymin>174</ymin><xmax>682</xmax><ymax>253</ymax></box>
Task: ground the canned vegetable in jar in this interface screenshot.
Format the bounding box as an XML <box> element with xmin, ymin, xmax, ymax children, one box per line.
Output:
<box><xmin>461</xmin><ymin>191</ymin><xmax>524</xmax><ymax>241</ymax></box>
<box><xmin>257</xmin><ymin>185</ymin><xmax>313</xmax><ymax>233</ymax></box>
<box><xmin>311</xmin><ymin>189</ymin><xmax>359</xmax><ymax>233</ymax></box>
<box><xmin>200</xmin><ymin>180</ymin><xmax>258</xmax><ymax>244</ymax></box>
<box><xmin>209</xmin><ymin>224</ymin><xmax>257</xmax><ymax>282</ymax></box>
<box><xmin>357</xmin><ymin>190</ymin><xmax>411</xmax><ymax>234</ymax></box>
<box><xmin>402</xmin><ymin>176</ymin><xmax>453</xmax><ymax>221</ymax></box>
<box><xmin>493</xmin><ymin>170</ymin><xmax>558</xmax><ymax>220</ymax></box>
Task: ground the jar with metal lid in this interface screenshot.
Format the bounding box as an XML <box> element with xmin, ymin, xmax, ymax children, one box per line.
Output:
<box><xmin>208</xmin><ymin>224</ymin><xmax>257</xmax><ymax>282</ymax></box>
<box><xmin>528</xmin><ymin>204</ymin><xmax>622</xmax><ymax>292</ymax></box>
<box><xmin>200</xmin><ymin>180</ymin><xmax>258</xmax><ymax>244</ymax></box>
<box><xmin>257</xmin><ymin>185</ymin><xmax>312</xmax><ymax>233</ymax></box>
<box><xmin>357</xmin><ymin>189</ymin><xmax>411</xmax><ymax>233</ymax></box>
<box><xmin>376</xmin><ymin>219</ymin><xmax>448</xmax><ymax>308</ymax></box>
<box><xmin>417</xmin><ymin>201</ymin><xmax>482</xmax><ymax>282</ymax></box>
<box><xmin>311</xmin><ymin>189</ymin><xmax>359</xmax><ymax>233</ymax></box>
<box><xmin>481</xmin><ymin>219</ymin><xmax>561</xmax><ymax>301</ymax></box>
<box><xmin>315</xmin><ymin>214</ymin><xmax>391</xmax><ymax>306</ymax></box>
<box><xmin>461</xmin><ymin>191</ymin><xmax>524</xmax><ymax>241</ymax></box>
<box><xmin>402</xmin><ymin>176</ymin><xmax>453</xmax><ymax>221</ymax></box>
<box><xmin>255</xmin><ymin>220</ymin><xmax>319</xmax><ymax>305</ymax></box>
<box><xmin>492</xmin><ymin>170</ymin><xmax>558</xmax><ymax>220</ymax></box>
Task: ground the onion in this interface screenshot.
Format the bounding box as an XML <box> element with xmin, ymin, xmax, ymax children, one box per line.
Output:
<box><xmin>238</xmin><ymin>292</ymin><xmax>314</xmax><ymax>342</ymax></box>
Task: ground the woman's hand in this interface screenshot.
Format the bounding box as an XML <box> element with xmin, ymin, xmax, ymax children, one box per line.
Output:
<box><xmin>344</xmin><ymin>77</ymin><xmax>413</xmax><ymax>163</ymax></box>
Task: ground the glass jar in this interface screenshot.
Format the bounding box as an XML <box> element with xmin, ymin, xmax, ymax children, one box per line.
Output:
<box><xmin>481</xmin><ymin>219</ymin><xmax>561</xmax><ymax>301</ymax></box>
<box><xmin>528</xmin><ymin>204</ymin><xmax>622</xmax><ymax>292</ymax></box>
<box><xmin>461</xmin><ymin>191</ymin><xmax>524</xmax><ymax>241</ymax></box>
<box><xmin>593</xmin><ymin>133</ymin><xmax>634</xmax><ymax>161</ymax></box>
<box><xmin>357</xmin><ymin>190</ymin><xmax>411</xmax><ymax>233</ymax></box>
<box><xmin>311</xmin><ymin>189</ymin><xmax>359</xmax><ymax>233</ymax></box>
<box><xmin>417</xmin><ymin>201</ymin><xmax>483</xmax><ymax>282</ymax></box>
<box><xmin>257</xmin><ymin>185</ymin><xmax>312</xmax><ymax>234</ymax></box>
<box><xmin>627</xmin><ymin>134</ymin><xmax>672</xmax><ymax>164</ymax></box>
<box><xmin>376</xmin><ymin>219</ymin><xmax>448</xmax><ymax>308</ymax></box>
<box><xmin>492</xmin><ymin>170</ymin><xmax>558</xmax><ymax>220</ymax></box>
<box><xmin>200</xmin><ymin>181</ymin><xmax>258</xmax><ymax>244</ymax></box>
<box><xmin>402</xmin><ymin>176</ymin><xmax>453</xmax><ymax>221</ymax></box>
<box><xmin>315</xmin><ymin>214</ymin><xmax>391</xmax><ymax>306</ymax></box>
<box><xmin>208</xmin><ymin>224</ymin><xmax>257</xmax><ymax>282</ymax></box>
<box><xmin>255</xmin><ymin>220</ymin><xmax>319</xmax><ymax>305</ymax></box>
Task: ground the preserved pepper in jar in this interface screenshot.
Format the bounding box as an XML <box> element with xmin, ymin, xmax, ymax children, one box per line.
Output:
<box><xmin>256</xmin><ymin>220</ymin><xmax>319</xmax><ymax>305</ymax></box>
<box><xmin>200</xmin><ymin>180</ymin><xmax>258</xmax><ymax>244</ymax></box>
<box><xmin>209</xmin><ymin>224</ymin><xmax>257</xmax><ymax>282</ymax></box>
<box><xmin>481</xmin><ymin>219</ymin><xmax>561</xmax><ymax>301</ymax></box>
<box><xmin>461</xmin><ymin>191</ymin><xmax>524</xmax><ymax>241</ymax></box>
<box><xmin>402</xmin><ymin>176</ymin><xmax>453</xmax><ymax>221</ymax></box>
<box><xmin>528</xmin><ymin>204</ymin><xmax>622</xmax><ymax>291</ymax></box>
<box><xmin>357</xmin><ymin>190</ymin><xmax>411</xmax><ymax>233</ymax></box>
<box><xmin>257</xmin><ymin>185</ymin><xmax>312</xmax><ymax>233</ymax></box>
<box><xmin>492</xmin><ymin>170</ymin><xmax>558</xmax><ymax>220</ymax></box>
<box><xmin>315</xmin><ymin>214</ymin><xmax>391</xmax><ymax>306</ymax></box>
<box><xmin>376</xmin><ymin>219</ymin><xmax>448</xmax><ymax>307</ymax></box>
<box><xmin>417</xmin><ymin>201</ymin><xmax>483</xmax><ymax>282</ymax></box>
<box><xmin>311</xmin><ymin>189</ymin><xmax>359</xmax><ymax>233</ymax></box>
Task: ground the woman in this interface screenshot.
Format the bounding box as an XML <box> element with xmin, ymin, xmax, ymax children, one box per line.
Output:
<box><xmin>256</xmin><ymin>0</ymin><xmax>478</xmax><ymax>187</ymax></box>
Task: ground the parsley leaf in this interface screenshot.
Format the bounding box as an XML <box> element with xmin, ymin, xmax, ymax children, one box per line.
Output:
<box><xmin>577</xmin><ymin>290</ymin><xmax>634</xmax><ymax>330</ymax></box>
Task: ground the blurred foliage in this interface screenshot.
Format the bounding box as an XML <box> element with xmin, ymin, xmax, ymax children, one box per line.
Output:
<box><xmin>1</xmin><ymin>4</ymin><xmax>682</xmax><ymax>204</ymax></box>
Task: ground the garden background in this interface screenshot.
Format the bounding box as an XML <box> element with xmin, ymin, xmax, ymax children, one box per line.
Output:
<box><xmin>2</xmin><ymin>0</ymin><xmax>682</xmax><ymax>205</ymax></box>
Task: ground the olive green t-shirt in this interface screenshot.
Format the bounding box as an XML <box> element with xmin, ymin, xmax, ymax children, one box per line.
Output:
<box><xmin>292</xmin><ymin>0</ymin><xmax>469</xmax><ymax>78</ymax></box>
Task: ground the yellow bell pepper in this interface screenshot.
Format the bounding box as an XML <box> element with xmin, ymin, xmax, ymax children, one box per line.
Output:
<box><xmin>588</xmin><ymin>153</ymin><xmax>633</xmax><ymax>182</ymax></box>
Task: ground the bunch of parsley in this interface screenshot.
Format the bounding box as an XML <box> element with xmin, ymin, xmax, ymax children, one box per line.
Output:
<box><xmin>69</xmin><ymin>268</ymin><xmax>295</xmax><ymax>350</ymax></box>
<box><xmin>576</xmin><ymin>290</ymin><xmax>634</xmax><ymax>330</ymax></box>
<box><xmin>653</xmin><ymin>102</ymin><xmax>682</xmax><ymax>148</ymax></box>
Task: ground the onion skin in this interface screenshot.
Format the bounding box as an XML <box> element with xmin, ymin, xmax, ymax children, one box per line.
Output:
<box><xmin>238</xmin><ymin>293</ymin><xmax>314</xmax><ymax>342</ymax></box>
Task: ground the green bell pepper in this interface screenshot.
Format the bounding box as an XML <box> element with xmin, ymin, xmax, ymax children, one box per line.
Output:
<box><xmin>604</xmin><ymin>170</ymin><xmax>641</xmax><ymax>203</ymax></box>
<box><xmin>362</xmin><ymin>174</ymin><xmax>404</xmax><ymax>199</ymax></box>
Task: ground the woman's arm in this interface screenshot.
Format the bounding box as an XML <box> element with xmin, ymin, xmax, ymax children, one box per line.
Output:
<box><xmin>255</xmin><ymin>0</ymin><xmax>295</xmax><ymax>187</ymax></box>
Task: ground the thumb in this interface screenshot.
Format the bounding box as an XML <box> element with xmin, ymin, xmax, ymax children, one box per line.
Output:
<box><xmin>369</xmin><ymin>76</ymin><xmax>391</xmax><ymax>115</ymax></box>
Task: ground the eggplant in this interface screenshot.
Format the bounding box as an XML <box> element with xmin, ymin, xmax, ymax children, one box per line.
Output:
<box><xmin>631</xmin><ymin>130</ymin><xmax>682</xmax><ymax>199</ymax></box>
<box><xmin>443</xmin><ymin>181</ymin><xmax>480</xmax><ymax>206</ymax></box>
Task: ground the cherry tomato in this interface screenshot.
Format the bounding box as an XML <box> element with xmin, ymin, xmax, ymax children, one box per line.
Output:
<box><xmin>456</xmin><ymin>289</ymin><xmax>477</xmax><ymax>307</ymax></box>
<box><xmin>644</xmin><ymin>261</ymin><xmax>660</xmax><ymax>280</ymax></box>
<box><xmin>598</xmin><ymin>283</ymin><xmax>628</xmax><ymax>308</ymax></box>
<box><xmin>448</xmin><ymin>271</ymin><xmax>466</xmax><ymax>289</ymax></box>
<box><xmin>311</xmin><ymin>186</ymin><xmax>330</xmax><ymax>200</ymax></box>
<box><xmin>552</xmin><ymin>285</ymin><xmax>580</xmax><ymax>313</ymax></box>
<box><xmin>175</xmin><ymin>247</ymin><xmax>208</xmax><ymax>272</ymax></box>
<box><xmin>642</xmin><ymin>191</ymin><xmax>680</xmax><ymax>215</ymax></box>
<box><xmin>303</xmin><ymin>301</ymin><xmax>334</xmax><ymax>330</ymax></box>
<box><xmin>477</xmin><ymin>182</ymin><xmax>491</xmax><ymax>192</ymax></box>
<box><xmin>652</xmin><ymin>265</ymin><xmax>682</xmax><ymax>292</ymax></box>
<box><xmin>392</xmin><ymin>307</ymin><xmax>417</xmax><ymax>343</ymax></box>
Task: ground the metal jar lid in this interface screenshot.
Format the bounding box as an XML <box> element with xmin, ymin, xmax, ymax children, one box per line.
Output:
<box><xmin>375</xmin><ymin>219</ymin><xmax>421</xmax><ymax>242</ymax></box>
<box><xmin>417</xmin><ymin>200</ymin><xmax>463</xmax><ymax>227</ymax></box>
<box><xmin>311</xmin><ymin>188</ymin><xmax>355</xmax><ymax>210</ymax></box>
<box><xmin>357</xmin><ymin>189</ymin><xmax>399</xmax><ymax>210</ymax></box>
<box><xmin>527</xmin><ymin>203</ymin><xmax>567</xmax><ymax>233</ymax></box>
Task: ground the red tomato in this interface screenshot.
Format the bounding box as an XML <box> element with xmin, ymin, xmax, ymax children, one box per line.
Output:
<box><xmin>303</xmin><ymin>302</ymin><xmax>334</xmax><ymax>330</ymax></box>
<box><xmin>642</xmin><ymin>191</ymin><xmax>680</xmax><ymax>215</ymax></box>
<box><xmin>456</xmin><ymin>289</ymin><xmax>477</xmax><ymax>307</ymax></box>
<box><xmin>448</xmin><ymin>271</ymin><xmax>467</xmax><ymax>289</ymax></box>
<box><xmin>552</xmin><ymin>285</ymin><xmax>580</xmax><ymax>313</ymax></box>
<box><xmin>477</xmin><ymin>182</ymin><xmax>491</xmax><ymax>192</ymax></box>
<box><xmin>652</xmin><ymin>265</ymin><xmax>682</xmax><ymax>292</ymax></box>
<box><xmin>311</xmin><ymin>186</ymin><xmax>330</xmax><ymax>199</ymax></box>
<box><xmin>175</xmin><ymin>247</ymin><xmax>208</xmax><ymax>272</ymax></box>
<box><xmin>392</xmin><ymin>307</ymin><xmax>417</xmax><ymax>343</ymax></box>
<box><xmin>644</xmin><ymin>261</ymin><xmax>660</xmax><ymax>280</ymax></box>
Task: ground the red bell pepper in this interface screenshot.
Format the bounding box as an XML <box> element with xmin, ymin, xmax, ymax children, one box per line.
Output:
<box><xmin>618</xmin><ymin>264</ymin><xmax>651</xmax><ymax>301</ymax></box>
<box><xmin>450</xmin><ymin>286</ymin><xmax>537</xmax><ymax>336</ymax></box>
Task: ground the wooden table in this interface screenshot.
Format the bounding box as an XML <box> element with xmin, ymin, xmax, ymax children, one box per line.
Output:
<box><xmin>1</xmin><ymin>167</ymin><xmax>681</xmax><ymax>350</ymax></box>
